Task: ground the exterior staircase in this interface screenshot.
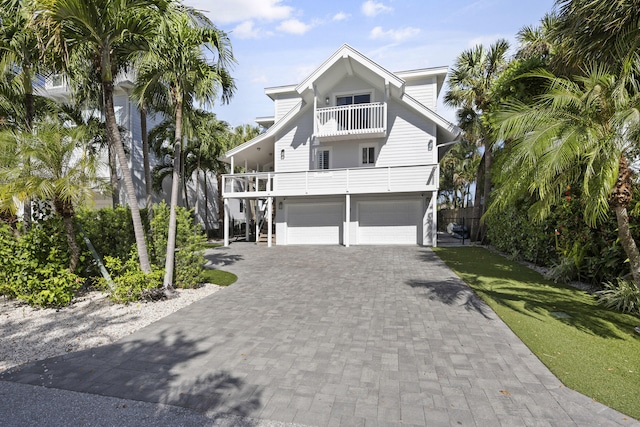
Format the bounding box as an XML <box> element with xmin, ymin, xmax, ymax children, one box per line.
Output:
<box><xmin>256</xmin><ymin>200</ymin><xmax>276</xmax><ymax>246</ymax></box>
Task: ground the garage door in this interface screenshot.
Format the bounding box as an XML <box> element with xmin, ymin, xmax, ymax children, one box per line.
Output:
<box><xmin>286</xmin><ymin>203</ymin><xmax>343</xmax><ymax>244</ymax></box>
<box><xmin>358</xmin><ymin>200</ymin><xmax>421</xmax><ymax>245</ymax></box>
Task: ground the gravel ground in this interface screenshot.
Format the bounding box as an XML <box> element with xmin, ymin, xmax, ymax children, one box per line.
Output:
<box><xmin>0</xmin><ymin>284</ymin><xmax>223</xmax><ymax>372</ymax></box>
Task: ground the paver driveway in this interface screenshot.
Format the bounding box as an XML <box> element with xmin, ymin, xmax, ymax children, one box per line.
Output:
<box><xmin>1</xmin><ymin>245</ymin><xmax>636</xmax><ymax>426</ymax></box>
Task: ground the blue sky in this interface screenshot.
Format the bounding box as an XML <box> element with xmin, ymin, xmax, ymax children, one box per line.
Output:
<box><xmin>184</xmin><ymin>0</ymin><xmax>558</xmax><ymax>127</ymax></box>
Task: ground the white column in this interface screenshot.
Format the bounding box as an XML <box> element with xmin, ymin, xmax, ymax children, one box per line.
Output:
<box><xmin>255</xmin><ymin>201</ymin><xmax>260</xmax><ymax>244</ymax></box>
<box><xmin>230</xmin><ymin>156</ymin><xmax>234</xmax><ymax>174</ymax></box>
<box><xmin>244</xmin><ymin>198</ymin><xmax>250</xmax><ymax>241</ymax></box>
<box><xmin>429</xmin><ymin>193</ymin><xmax>437</xmax><ymax>247</ymax></box>
<box><xmin>345</xmin><ymin>194</ymin><xmax>350</xmax><ymax>247</ymax></box>
<box><xmin>267</xmin><ymin>197</ymin><xmax>273</xmax><ymax>248</ymax></box>
<box><xmin>223</xmin><ymin>198</ymin><xmax>229</xmax><ymax>247</ymax></box>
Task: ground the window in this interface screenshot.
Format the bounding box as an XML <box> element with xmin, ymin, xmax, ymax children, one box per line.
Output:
<box><xmin>362</xmin><ymin>146</ymin><xmax>375</xmax><ymax>165</ymax></box>
<box><xmin>336</xmin><ymin>93</ymin><xmax>371</xmax><ymax>130</ymax></box>
<box><xmin>317</xmin><ymin>149</ymin><xmax>330</xmax><ymax>169</ymax></box>
<box><xmin>50</xmin><ymin>74</ymin><xmax>64</xmax><ymax>88</ymax></box>
<box><xmin>239</xmin><ymin>200</ymin><xmax>244</xmax><ymax>213</ymax></box>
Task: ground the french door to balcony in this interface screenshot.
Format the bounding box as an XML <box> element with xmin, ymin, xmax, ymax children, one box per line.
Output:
<box><xmin>336</xmin><ymin>93</ymin><xmax>370</xmax><ymax>130</ymax></box>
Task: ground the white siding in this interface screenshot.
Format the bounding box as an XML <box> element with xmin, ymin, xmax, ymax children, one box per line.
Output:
<box><xmin>404</xmin><ymin>77</ymin><xmax>437</xmax><ymax>109</ymax></box>
<box><xmin>274</xmin><ymin>93</ymin><xmax>301</xmax><ymax>121</ymax></box>
<box><xmin>378</xmin><ymin>98</ymin><xmax>436</xmax><ymax>167</ymax></box>
<box><xmin>274</xmin><ymin>113</ymin><xmax>313</xmax><ymax>172</ymax></box>
<box><xmin>328</xmin><ymin>76</ymin><xmax>383</xmax><ymax>104</ymax></box>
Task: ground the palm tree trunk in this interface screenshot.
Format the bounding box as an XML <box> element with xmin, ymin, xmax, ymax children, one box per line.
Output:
<box><xmin>23</xmin><ymin>75</ymin><xmax>34</xmax><ymax>231</ymax></box>
<box><xmin>103</xmin><ymin>80</ymin><xmax>152</xmax><ymax>273</ymax></box>
<box><xmin>55</xmin><ymin>199</ymin><xmax>80</xmax><ymax>272</ymax></box>
<box><xmin>181</xmin><ymin>149</ymin><xmax>190</xmax><ymax>210</ymax></box>
<box><xmin>478</xmin><ymin>143</ymin><xmax>493</xmax><ymax>242</ymax></box>
<box><xmin>614</xmin><ymin>205</ymin><xmax>640</xmax><ymax>290</ymax></box>
<box><xmin>612</xmin><ymin>157</ymin><xmax>640</xmax><ymax>290</ymax></box>
<box><xmin>163</xmin><ymin>141</ymin><xmax>180</xmax><ymax>293</ymax></box>
<box><xmin>141</xmin><ymin>105</ymin><xmax>153</xmax><ymax>220</ymax></box>
<box><xmin>471</xmin><ymin>154</ymin><xmax>485</xmax><ymax>241</ymax></box>
<box><xmin>194</xmin><ymin>154</ymin><xmax>201</xmax><ymax>233</ymax></box>
<box><xmin>109</xmin><ymin>144</ymin><xmax>119</xmax><ymax>207</ymax></box>
<box><xmin>163</xmin><ymin>100</ymin><xmax>184</xmax><ymax>293</ymax></box>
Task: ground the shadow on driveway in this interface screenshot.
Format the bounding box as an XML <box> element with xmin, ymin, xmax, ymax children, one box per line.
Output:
<box><xmin>1</xmin><ymin>330</ymin><xmax>262</xmax><ymax>420</ymax></box>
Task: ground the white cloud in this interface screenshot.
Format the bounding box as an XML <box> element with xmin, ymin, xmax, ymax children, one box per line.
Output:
<box><xmin>361</xmin><ymin>1</ymin><xmax>393</xmax><ymax>17</ymax></box>
<box><xmin>333</xmin><ymin>12</ymin><xmax>350</xmax><ymax>21</ymax></box>
<box><xmin>369</xmin><ymin>26</ymin><xmax>420</xmax><ymax>42</ymax></box>
<box><xmin>232</xmin><ymin>21</ymin><xmax>261</xmax><ymax>39</ymax></box>
<box><xmin>277</xmin><ymin>19</ymin><xmax>313</xmax><ymax>35</ymax></box>
<box><xmin>184</xmin><ymin>0</ymin><xmax>293</xmax><ymax>24</ymax></box>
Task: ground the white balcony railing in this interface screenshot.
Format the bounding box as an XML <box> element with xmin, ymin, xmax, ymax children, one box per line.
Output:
<box><xmin>222</xmin><ymin>164</ymin><xmax>438</xmax><ymax>198</ymax></box>
<box><xmin>315</xmin><ymin>102</ymin><xmax>386</xmax><ymax>138</ymax></box>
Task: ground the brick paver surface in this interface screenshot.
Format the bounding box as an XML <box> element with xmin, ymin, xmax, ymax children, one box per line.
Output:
<box><xmin>1</xmin><ymin>245</ymin><xmax>637</xmax><ymax>426</ymax></box>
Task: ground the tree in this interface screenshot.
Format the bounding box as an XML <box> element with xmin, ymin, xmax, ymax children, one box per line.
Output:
<box><xmin>490</xmin><ymin>65</ymin><xmax>640</xmax><ymax>290</ymax></box>
<box><xmin>444</xmin><ymin>39</ymin><xmax>510</xmax><ymax>241</ymax></box>
<box><xmin>552</xmin><ymin>0</ymin><xmax>640</xmax><ymax>71</ymax></box>
<box><xmin>0</xmin><ymin>0</ymin><xmax>43</xmax><ymax>230</ymax></box>
<box><xmin>0</xmin><ymin>118</ymin><xmax>102</xmax><ymax>270</ymax></box>
<box><xmin>133</xmin><ymin>7</ymin><xmax>235</xmax><ymax>291</ymax></box>
<box><xmin>38</xmin><ymin>0</ymin><xmax>170</xmax><ymax>274</ymax></box>
<box><xmin>439</xmin><ymin>138</ymin><xmax>480</xmax><ymax>209</ymax></box>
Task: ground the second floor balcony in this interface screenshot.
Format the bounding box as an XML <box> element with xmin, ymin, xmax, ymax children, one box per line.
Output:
<box><xmin>222</xmin><ymin>164</ymin><xmax>438</xmax><ymax>199</ymax></box>
<box><xmin>315</xmin><ymin>102</ymin><xmax>386</xmax><ymax>140</ymax></box>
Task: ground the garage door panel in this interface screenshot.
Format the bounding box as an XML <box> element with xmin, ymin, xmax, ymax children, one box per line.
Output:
<box><xmin>287</xmin><ymin>203</ymin><xmax>342</xmax><ymax>245</ymax></box>
<box><xmin>358</xmin><ymin>200</ymin><xmax>420</xmax><ymax>245</ymax></box>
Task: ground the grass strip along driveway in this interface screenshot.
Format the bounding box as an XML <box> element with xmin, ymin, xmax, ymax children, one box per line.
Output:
<box><xmin>434</xmin><ymin>246</ymin><xmax>640</xmax><ymax>421</ymax></box>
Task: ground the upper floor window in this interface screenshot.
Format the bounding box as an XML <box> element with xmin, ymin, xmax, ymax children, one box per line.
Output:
<box><xmin>362</xmin><ymin>146</ymin><xmax>375</xmax><ymax>165</ymax></box>
<box><xmin>336</xmin><ymin>93</ymin><xmax>370</xmax><ymax>106</ymax></box>
<box><xmin>336</xmin><ymin>93</ymin><xmax>371</xmax><ymax>130</ymax></box>
<box><xmin>317</xmin><ymin>148</ymin><xmax>331</xmax><ymax>170</ymax></box>
<box><xmin>50</xmin><ymin>74</ymin><xmax>64</xmax><ymax>88</ymax></box>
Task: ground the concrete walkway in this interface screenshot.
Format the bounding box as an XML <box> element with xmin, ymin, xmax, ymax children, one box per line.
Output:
<box><xmin>1</xmin><ymin>245</ymin><xmax>637</xmax><ymax>426</ymax></box>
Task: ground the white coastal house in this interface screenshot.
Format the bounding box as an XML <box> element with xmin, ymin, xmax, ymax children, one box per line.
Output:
<box><xmin>222</xmin><ymin>44</ymin><xmax>460</xmax><ymax>247</ymax></box>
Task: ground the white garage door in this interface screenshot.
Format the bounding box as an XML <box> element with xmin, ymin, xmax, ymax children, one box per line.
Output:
<box><xmin>358</xmin><ymin>200</ymin><xmax>421</xmax><ymax>245</ymax></box>
<box><xmin>286</xmin><ymin>203</ymin><xmax>343</xmax><ymax>245</ymax></box>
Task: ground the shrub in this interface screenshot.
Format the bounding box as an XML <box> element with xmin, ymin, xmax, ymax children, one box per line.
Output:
<box><xmin>485</xmin><ymin>201</ymin><xmax>556</xmax><ymax>266</ymax></box>
<box><xmin>0</xmin><ymin>222</ymin><xmax>81</xmax><ymax>308</ymax></box>
<box><xmin>76</xmin><ymin>206</ymin><xmax>151</xmax><ymax>267</ymax></box>
<box><xmin>150</xmin><ymin>202</ymin><xmax>206</xmax><ymax>288</ymax></box>
<box><xmin>596</xmin><ymin>279</ymin><xmax>640</xmax><ymax>315</ymax></box>
<box><xmin>100</xmin><ymin>253</ymin><xmax>164</xmax><ymax>303</ymax></box>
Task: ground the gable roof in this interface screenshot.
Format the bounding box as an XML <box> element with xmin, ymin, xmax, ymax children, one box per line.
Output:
<box><xmin>224</xmin><ymin>44</ymin><xmax>460</xmax><ymax>165</ymax></box>
<box><xmin>296</xmin><ymin>44</ymin><xmax>405</xmax><ymax>100</ymax></box>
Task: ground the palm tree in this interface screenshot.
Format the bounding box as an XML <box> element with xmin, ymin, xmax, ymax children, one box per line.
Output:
<box><xmin>490</xmin><ymin>65</ymin><xmax>640</xmax><ymax>289</ymax></box>
<box><xmin>444</xmin><ymin>39</ymin><xmax>510</xmax><ymax>240</ymax></box>
<box><xmin>0</xmin><ymin>0</ymin><xmax>44</xmax><ymax>230</ymax></box>
<box><xmin>516</xmin><ymin>13</ymin><xmax>559</xmax><ymax>62</ymax></box>
<box><xmin>0</xmin><ymin>118</ymin><xmax>102</xmax><ymax>270</ymax></box>
<box><xmin>37</xmin><ymin>0</ymin><xmax>170</xmax><ymax>273</ymax></box>
<box><xmin>552</xmin><ymin>0</ymin><xmax>640</xmax><ymax>71</ymax></box>
<box><xmin>133</xmin><ymin>7</ymin><xmax>235</xmax><ymax>290</ymax></box>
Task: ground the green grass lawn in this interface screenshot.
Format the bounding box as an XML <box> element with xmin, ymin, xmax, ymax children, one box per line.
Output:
<box><xmin>201</xmin><ymin>268</ymin><xmax>237</xmax><ymax>287</ymax></box>
<box><xmin>434</xmin><ymin>246</ymin><xmax>640</xmax><ymax>420</ymax></box>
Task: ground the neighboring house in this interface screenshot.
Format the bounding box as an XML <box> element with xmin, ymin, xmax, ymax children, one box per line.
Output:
<box><xmin>221</xmin><ymin>44</ymin><xmax>460</xmax><ymax>247</ymax></box>
<box><xmin>42</xmin><ymin>73</ymin><xmax>241</xmax><ymax>234</ymax></box>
